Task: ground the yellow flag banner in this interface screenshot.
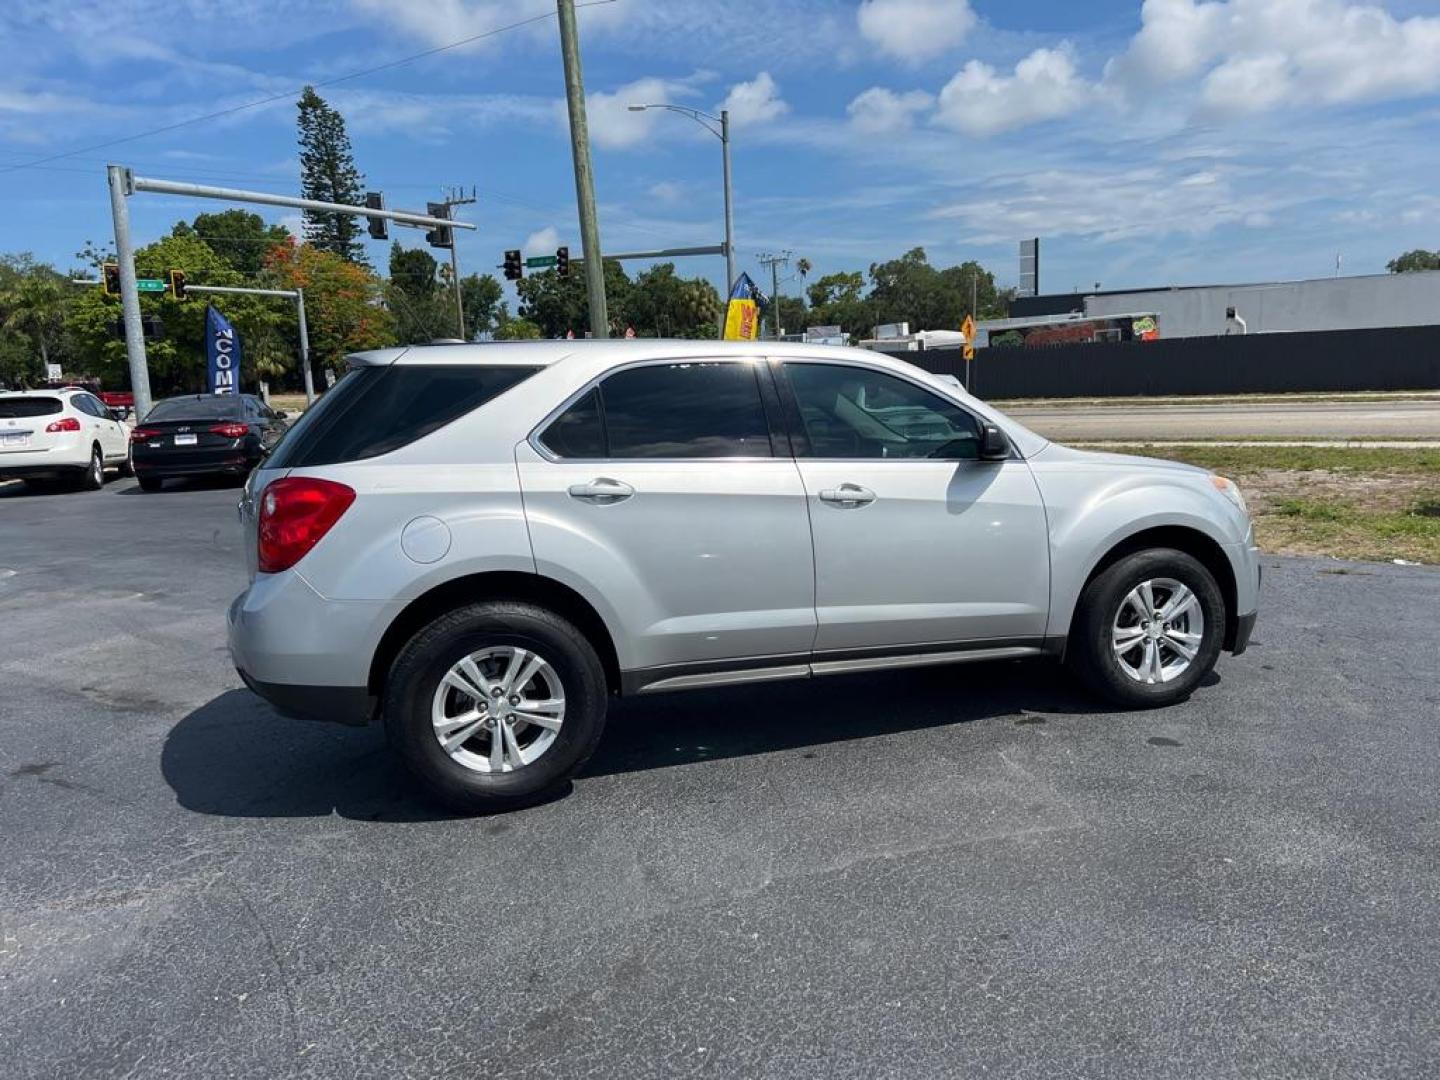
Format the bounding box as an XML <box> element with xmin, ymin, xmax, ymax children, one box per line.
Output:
<box><xmin>723</xmin><ymin>272</ymin><xmax>767</xmax><ymax>341</ymax></box>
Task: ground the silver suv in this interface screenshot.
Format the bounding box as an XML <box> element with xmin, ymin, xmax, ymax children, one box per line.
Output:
<box><xmin>229</xmin><ymin>341</ymin><xmax>1259</xmax><ymax>811</ymax></box>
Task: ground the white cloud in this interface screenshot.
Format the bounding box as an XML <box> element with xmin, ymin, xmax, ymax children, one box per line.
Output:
<box><xmin>523</xmin><ymin>226</ymin><xmax>560</xmax><ymax>255</ymax></box>
<box><xmin>1107</xmin><ymin>0</ymin><xmax>1440</xmax><ymax>114</ymax></box>
<box><xmin>934</xmin><ymin>46</ymin><xmax>1089</xmax><ymax>137</ymax></box>
<box><xmin>585</xmin><ymin>76</ymin><xmax>682</xmax><ymax>149</ymax></box>
<box><xmin>929</xmin><ymin>163</ymin><xmax>1290</xmax><ymax>245</ymax></box>
<box><xmin>847</xmin><ymin>87</ymin><xmax>934</xmax><ymax>133</ymax></box>
<box><xmin>648</xmin><ymin>180</ymin><xmax>685</xmax><ymax>203</ymax></box>
<box><xmin>720</xmin><ymin>72</ymin><xmax>789</xmax><ymax>126</ymax></box>
<box><xmin>347</xmin><ymin>0</ymin><xmax>625</xmax><ymax>49</ymax></box>
<box><xmin>857</xmin><ymin>0</ymin><xmax>977</xmax><ymax>63</ymax></box>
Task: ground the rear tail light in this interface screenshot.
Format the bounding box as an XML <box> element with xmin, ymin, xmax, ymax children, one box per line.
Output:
<box><xmin>130</xmin><ymin>427</ymin><xmax>162</xmax><ymax>441</ymax></box>
<box><xmin>257</xmin><ymin>477</ymin><xmax>355</xmax><ymax>573</ymax></box>
<box><xmin>210</xmin><ymin>422</ymin><xmax>250</xmax><ymax>439</ymax></box>
<box><xmin>45</xmin><ymin>417</ymin><xmax>81</xmax><ymax>433</ymax></box>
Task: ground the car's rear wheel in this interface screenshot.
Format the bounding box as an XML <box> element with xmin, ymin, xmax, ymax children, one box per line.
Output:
<box><xmin>1069</xmin><ymin>548</ymin><xmax>1225</xmax><ymax>708</ymax></box>
<box><xmin>137</xmin><ymin>475</ymin><xmax>163</xmax><ymax>492</ymax></box>
<box><xmin>77</xmin><ymin>445</ymin><xmax>104</xmax><ymax>491</ymax></box>
<box><xmin>119</xmin><ymin>443</ymin><xmax>135</xmax><ymax>478</ymax></box>
<box><xmin>383</xmin><ymin>602</ymin><xmax>608</xmax><ymax>813</ymax></box>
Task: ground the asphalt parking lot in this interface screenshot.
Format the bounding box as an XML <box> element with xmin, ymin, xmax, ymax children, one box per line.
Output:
<box><xmin>2</xmin><ymin>475</ymin><xmax>1438</xmax><ymax>1079</ymax></box>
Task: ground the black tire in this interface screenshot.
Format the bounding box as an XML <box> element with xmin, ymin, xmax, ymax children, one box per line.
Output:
<box><xmin>77</xmin><ymin>445</ymin><xmax>104</xmax><ymax>491</ymax></box>
<box><xmin>1068</xmin><ymin>548</ymin><xmax>1225</xmax><ymax>708</ymax></box>
<box><xmin>119</xmin><ymin>443</ymin><xmax>135</xmax><ymax>478</ymax></box>
<box><xmin>383</xmin><ymin>601</ymin><xmax>608</xmax><ymax>813</ymax></box>
<box><xmin>137</xmin><ymin>475</ymin><xmax>164</xmax><ymax>492</ymax></box>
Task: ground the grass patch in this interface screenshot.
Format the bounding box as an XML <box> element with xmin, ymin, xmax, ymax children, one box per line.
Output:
<box><xmin>1097</xmin><ymin>445</ymin><xmax>1440</xmax><ymax>564</ymax></box>
<box><xmin>1101</xmin><ymin>444</ymin><xmax>1440</xmax><ymax>476</ymax></box>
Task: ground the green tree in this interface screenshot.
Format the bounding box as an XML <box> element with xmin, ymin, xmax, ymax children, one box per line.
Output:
<box><xmin>1387</xmin><ymin>249</ymin><xmax>1440</xmax><ymax>273</ymax></box>
<box><xmin>625</xmin><ymin>263</ymin><xmax>722</xmax><ymax>338</ymax></box>
<box><xmin>806</xmin><ymin>270</ymin><xmax>871</xmax><ymax>338</ymax></box>
<box><xmin>517</xmin><ymin>260</ymin><xmax>632</xmax><ymax>338</ymax></box>
<box><xmin>461</xmin><ymin>273</ymin><xmax>505</xmax><ymax>339</ymax></box>
<box><xmin>867</xmin><ymin>247</ymin><xmax>963</xmax><ymax>332</ymax></box>
<box><xmin>297</xmin><ymin>86</ymin><xmax>367</xmax><ymax>264</ymax></box>
<box><xmin>387</xmin><ymin>243</ymin><xmax>452</xmax><ymax>343</ymax></box>
<box><xmin>64</xmin><ymin>233</ymin><xmax>287</xmax><ymax>392</ymax></box>
<box><xmin>172</xmin><ymin>210</ymin><xmax>290</xmax><ymax>275</ymax></box>
<box><xmin>939</xmin><ymin>260</ymin><xmax>1007</xmax><ymax>320</ymax></box>
<box><xmin>775</xmin><ymin>295</ymin><xmax>808</xmax><ymax>336</ymax></box>
<box><xmin>0</xmin><ymin>254</ymin><xmax>70</xmax><ymax>380</ymax></box>
<box><xmin>494</xmin><ymin>317</ymin><xmax>541</xmax><ymax>340</ymax></box>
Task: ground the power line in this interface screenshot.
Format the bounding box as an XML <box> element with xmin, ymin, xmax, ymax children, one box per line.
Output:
<box><xmin>0</xmin><ymin>0</ymin><xmax>617</xmax><ymax>177</ymax></box>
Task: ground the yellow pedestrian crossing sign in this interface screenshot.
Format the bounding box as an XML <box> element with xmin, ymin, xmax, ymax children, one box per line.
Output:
<box><xmin>961</xmin><ymin>315</ymin><xmax>976</xmax><ymax>361</ymax></box>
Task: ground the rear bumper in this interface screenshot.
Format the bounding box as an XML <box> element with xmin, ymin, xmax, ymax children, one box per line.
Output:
<box><xmin>134</xmin><ymin>450</ymin><xmax>256</xmax><ymax>478</ymax></box>
<box><xmin>236</xmin><ymin>666</ymin><xmax>374</xmax><ymax>726</ymax></box>
<box><xmin>0</xmin><ymin>442</ymin><xmax>89</xmax><ymax>477</ymax></box>
<box><xmin>0</xmin><ymin>462</ymin><xmax>88</xmax><ymax>479</ymax></box>
<box><xmin>227</xmin><ymin>578</ymin><xmax>388</xmax><ymax>726</ymax></box>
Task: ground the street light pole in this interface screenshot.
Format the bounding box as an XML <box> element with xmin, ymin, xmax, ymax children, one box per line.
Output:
<box><xmin>556</xmin><ymin>0</ymin><xmax>609</xmax><ymax>338</ymax></box>
<box><xmin>106</xmin><ymin>165</ymin><xmax>153</xmax><ymax>420</ymax></box>
<box><xmin>627</xmin><ymin>103</ymin><xmax>735</xmax><ymax>290</ymax></box>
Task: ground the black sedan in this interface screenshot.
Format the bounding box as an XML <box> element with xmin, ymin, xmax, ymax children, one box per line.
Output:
<box><xmin>130</xmin><ymin>394</ymin><xmax>289</xmax><ymax>491</ymax></box>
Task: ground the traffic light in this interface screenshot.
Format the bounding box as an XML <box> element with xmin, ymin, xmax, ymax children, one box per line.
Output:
<box><xmin>169</xmin><ymin>269</ymin><xmax>187</xmax><ymax>300</ymax></box>
<box><xmin>366</xmin><ymin>192</ymin><xmax>388</xmax><ymax>241</ymax></box>
<box><xmin>556</xmin><ymin>246</ymin><xmax>569</xmax><ymax>277</ymax></box>
<box><xmin>102</xmin><ymin>263</ymin><xmax>120</xmax><ymax>296</ymax></box>
<box><xmin>425</xmin><ymin>201</ymin><xmax>453</xmax><ymax>249</ymax></box>
<box><xmin>503</xmin><ymin>249</ymin><xmax>523</xmax><ymax>281</ymax></box>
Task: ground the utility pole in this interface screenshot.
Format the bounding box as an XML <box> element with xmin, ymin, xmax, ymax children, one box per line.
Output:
<box><xmin>720</xmin><ymin>110</ymin><xmax>735</xmax><ymax>291</ymax></box>
<box><xmin>438</xmin><ymin>186</ymin><xmax>476</xmax><ymax>339</ymax></box>
<box><xmin>757</xmin><ymin>251</ymin><xmax>790</xmax><ymax>339</ymax></box>
<box><xmin>556</xmin><ymin>0</ymin><xmax>608</xmax><ymax>338</ymax></box>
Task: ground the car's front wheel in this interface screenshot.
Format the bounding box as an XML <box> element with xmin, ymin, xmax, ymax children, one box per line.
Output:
<box><xmin>1069</xmin><ymin>548</ymin><xmax>1225</xmax><ymax>708</ymax></box>
<box><xmin>383</xmin><ymin>601</ymin><xmax>608</xmax><ymax>813</ymax></box>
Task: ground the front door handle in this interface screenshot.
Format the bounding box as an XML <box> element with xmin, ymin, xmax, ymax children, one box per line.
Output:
<box><xmin>567</xmin><ymin>477</ymin><xmax>635</xmax><ymax>503</ymax></box>
<box><xmin>818</xmin><ymin>483</ymin><xmax>876</xmax><ymax>507</ymax></box>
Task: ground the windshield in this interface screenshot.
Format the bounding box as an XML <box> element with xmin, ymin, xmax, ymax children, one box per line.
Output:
<box><xmin>145</xmin><ymin>396</ymin><xmax>245</xmax><ymax>422</ymax></box>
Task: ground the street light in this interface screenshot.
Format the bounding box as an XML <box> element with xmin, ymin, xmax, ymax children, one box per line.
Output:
<box><xmin>628</xmin><ymin>103</ymin><xmax>735</xmax><ymax>292</ymax></box>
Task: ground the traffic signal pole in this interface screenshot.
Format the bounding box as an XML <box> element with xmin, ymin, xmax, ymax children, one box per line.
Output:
<box><xmin>105</xmin><ymin>164</ymin><xmax>472</xmax><ymax>416</ymax></box>
<box><xmin>107</xmin><ymin>165</ymin><xmax>154</xmax><ymax>419</ymax></box>
<box><xmin>556</xmin><ymin>0</ymin><xmax>608</xmax><ymax>338</ymax></box>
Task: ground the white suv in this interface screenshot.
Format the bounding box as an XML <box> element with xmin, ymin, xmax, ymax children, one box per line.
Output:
<box><xmin>0</xmin><ymin>388</ymin><xmax>132</xmax><ymax>490</ymax></box>
<box><xmin>228</xmin><ymin>341</ymin><xmax>1260</xmax><ymax>812</ymax></box>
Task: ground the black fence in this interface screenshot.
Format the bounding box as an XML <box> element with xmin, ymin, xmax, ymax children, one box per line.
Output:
<box><xmin>907</xmin><ymin>325</ymin><xmax>1440</xmax><ymax>399</ymax></box>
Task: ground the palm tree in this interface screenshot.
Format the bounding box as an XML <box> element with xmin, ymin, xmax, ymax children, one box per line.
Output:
<box><xmin>796</xmin><ymin>257</ymin><xmax>812</xmax><ymax>279</ymax></box>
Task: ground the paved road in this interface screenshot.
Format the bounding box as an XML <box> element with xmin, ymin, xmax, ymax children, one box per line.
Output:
<box><xmin>1007</xmin><ymin>397</ymin><xmax>1440</xmax><ymax>441</ymax></box>
<box><xmin>3</xmin><ymin>478</ymin><xmax>1439</xmax><ymax>1078</ymax></box>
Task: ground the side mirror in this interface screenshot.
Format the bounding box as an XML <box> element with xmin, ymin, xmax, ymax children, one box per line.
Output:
<box><xmin>978</xmin><ymin>422</ymin><xmax>1010</xmax><ymax>461</ymax></box>
<box><xmin>275</xmin><ymin>410</ymin><xmax>289</xmax><ymax>419</ymax></box>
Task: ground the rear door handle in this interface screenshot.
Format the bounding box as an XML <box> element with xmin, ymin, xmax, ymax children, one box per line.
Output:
<box><xmin>567</xmin><ymin>477</ymin><xmax>635</xmax><ymax>503</ymax></box>
<box><xmin>818</xmin><ymin>483</ymin><xmax>876</xmax><ymax>507</ymax></box>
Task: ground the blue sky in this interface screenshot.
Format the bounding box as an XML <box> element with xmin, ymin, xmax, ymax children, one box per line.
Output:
<box><xmin>2</xmin><ymin>0</ymin><xmax>1439</xmax><ymax>307</ymax></box>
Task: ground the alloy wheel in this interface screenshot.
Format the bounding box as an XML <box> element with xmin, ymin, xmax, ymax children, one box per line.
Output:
<box><xmin>430</xmin><ymin>646</ymin><xmax>566</xmax><ymax>774</ymax></box>
<box><xmin>1111</xmin><ymin>577</ymin><xmax>1205</xmax><ymax>685</ymax></box>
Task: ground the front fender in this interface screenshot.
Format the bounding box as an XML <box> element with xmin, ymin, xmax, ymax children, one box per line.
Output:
<box><xmin>1032</xmin><ymin>461</ymin><xmax>1250</xmax><ymax>640</ymax></box>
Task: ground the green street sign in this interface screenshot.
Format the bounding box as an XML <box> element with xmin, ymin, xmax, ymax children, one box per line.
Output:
<box><xmin>525</xmin><ymin>255</ymin><xmax>557</xmax><ymax>269</ymax></box>
<box><xmin>136</xmin><ymin>279</ymin><xmax>167</xmax><ymax>293</ymax></box>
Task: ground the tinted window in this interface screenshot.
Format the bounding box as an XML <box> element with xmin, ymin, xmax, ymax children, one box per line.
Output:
<box><xmin>600</xmin><ymin>362</ymin><xmax>772</xmax><ymax>459</ymax></box>
<box><xmin>146</xmin><ymin>396</ymin><xmax>244</xmax><ymax>422</ymax></box>
<box><xmin>71</xmin><ymin>395</ymin><xmax>98</xmax><ymax>417</ymax></box>
<box><xmin>0</xmin><ymin>397</ymin><xmax>62</xmax><ymax>418</ymax></box>
<box><xmin>785</xmin><ymin>363</ymin><xmax>982</xmax><ymax>460</ymax></box>
<box><xmin>538</xmin><ymin>388</ymin><xmax>605</xmax><ymax>459</ymax></box>
<box><xmin>266</xmin><ymin>364</ymin><xmax>540</xmax><ymax>468</ymax></box>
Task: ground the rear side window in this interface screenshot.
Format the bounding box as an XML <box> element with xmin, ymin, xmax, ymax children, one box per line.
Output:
<box><xmin>538</xmin><ymin>362</ymin><xmax>772</xmax><ymax>460</ymax></box>
<box><xmin>0</xmin><ymin>396</ymin><xmax>62</xmax><ymax>419</ymax></box>
<box><xmin>267</xmin><ymin>364</ymin><xmax>540</xmax><ymax>468</ymax></box>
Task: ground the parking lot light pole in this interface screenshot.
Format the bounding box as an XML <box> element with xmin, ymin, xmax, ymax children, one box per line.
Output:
<box><xmin>628</xmin><ymin>103</ymin><xmax>735</xmax><ymax>291</ymax></box>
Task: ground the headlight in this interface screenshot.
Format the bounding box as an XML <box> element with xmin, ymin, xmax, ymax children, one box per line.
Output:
<box><xmin>1211</xmin><ymin>474</ymin><xmax>1249</xmax><ymax>518</ymax></box>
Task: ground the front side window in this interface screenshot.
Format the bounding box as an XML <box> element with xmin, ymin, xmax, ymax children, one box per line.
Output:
<box><xmin>784</xmin><ymin>363</ymin><xmax>982</xmax><ymax>460</ymax></box>
<box><xmin>538</xmin><ymin>361</ymin><xmax>773</xmax><ymax>460</ymax></box>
